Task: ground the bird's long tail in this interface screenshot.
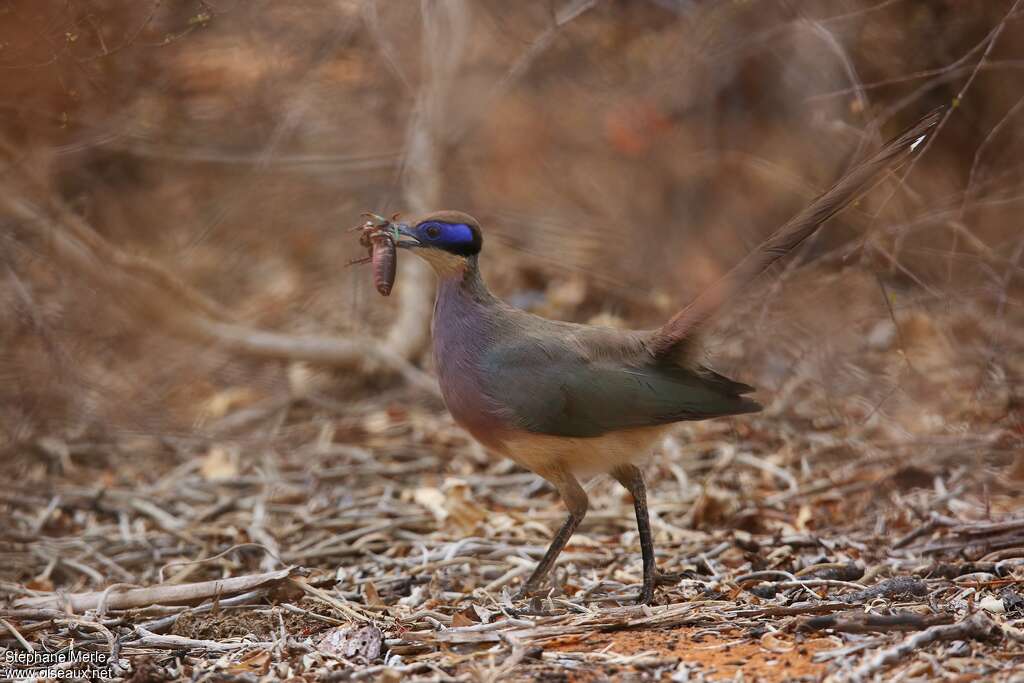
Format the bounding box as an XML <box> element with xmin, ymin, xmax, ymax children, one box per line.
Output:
<box><xmin>648</xmin><ymin>108</ymin><xmax>943</xmax><ymax>360</ymax></box>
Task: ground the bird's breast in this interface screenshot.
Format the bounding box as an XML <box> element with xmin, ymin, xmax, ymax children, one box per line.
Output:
<box><xmin>431</xmin><ymin>282</ymin><xmax>511</xmax><ymax>450</ymax></box>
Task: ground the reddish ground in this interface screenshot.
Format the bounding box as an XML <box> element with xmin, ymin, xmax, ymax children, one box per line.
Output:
<box><xmin>545</xmin><ymin>626</ymin><xmax>835</xmax><ymax>682</ymax></box>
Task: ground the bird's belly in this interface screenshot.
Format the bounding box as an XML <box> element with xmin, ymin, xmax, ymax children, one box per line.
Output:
<box><xmin>498</xmin><ymin>425</ymin><xmax>674</xmax><ymax>478</ymax></box>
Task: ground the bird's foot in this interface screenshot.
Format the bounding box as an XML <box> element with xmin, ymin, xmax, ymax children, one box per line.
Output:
<box><xmin>513</xmin><ymin>584</ymin><xmax>537</xmax><ymax>603</ymax></box>
<box><xmin>636</xmin><ymin>571</ymin><xmax>682</xmax><ymax>605</ymax></box>
<box><xmin>511</xmin><ymin>586</ymin><xmax>551</xmax><ymax>616</ymax></box>
<box><xmin>637</xmin><ymin>581</ymin><xmax>655</xmax><ymax>605</ymax></box>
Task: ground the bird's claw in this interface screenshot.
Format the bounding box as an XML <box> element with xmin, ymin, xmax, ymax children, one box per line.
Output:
<box><xmin>513</xmin><ymin>585</ymin><xmax>538</xmax><ymax>603</ymax></box>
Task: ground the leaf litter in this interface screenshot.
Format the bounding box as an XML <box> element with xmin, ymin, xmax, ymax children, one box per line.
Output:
<box><xmin>2</xmin><ymin>303</ymin><xmax>1023</xmax><ymax>681</ymax></box>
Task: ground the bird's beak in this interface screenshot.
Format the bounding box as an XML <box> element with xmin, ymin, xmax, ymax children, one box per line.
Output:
<box><xmin>394</xmin><ymin>224</ymin><xmax>421</xmax><ymax>249</ymax></box>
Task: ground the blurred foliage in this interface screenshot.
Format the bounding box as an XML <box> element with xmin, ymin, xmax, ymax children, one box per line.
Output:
<box><xmin>1</xmin><ymin>0</ymin><xmax>1022</xmax><ymax>449</ymax></box>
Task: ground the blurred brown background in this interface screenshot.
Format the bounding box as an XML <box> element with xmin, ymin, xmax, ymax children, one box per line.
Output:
<box><xmin>3</xmin><ymin>3</ymin><xmax>1024</xmax><ymax>679</ymax></box>
<box><xmin>1</xmin><ymin>0</ymin><xmax>1022</xmax><ymax>468</ymax></box>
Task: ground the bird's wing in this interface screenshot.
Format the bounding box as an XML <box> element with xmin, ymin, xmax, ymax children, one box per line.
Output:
<box><xmin>647</xmin><ymin>108</ymin><xmax>943</xmax><ymax>362</ymax></box>
<box><xmin>481</xmin><ymin>332</ymin><xmax>759</xmax><ymax>438</ymax></box>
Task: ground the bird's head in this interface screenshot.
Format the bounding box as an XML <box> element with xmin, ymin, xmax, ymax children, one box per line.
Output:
<box><xmin>395</xmin><ymin>210</ymin><xmax>482</xmax><ymax>276</ymax></box>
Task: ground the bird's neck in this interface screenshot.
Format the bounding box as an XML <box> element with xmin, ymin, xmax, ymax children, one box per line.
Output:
<box><xmin>430</xmin><ymin>256</ymin><xmax>510</xmax><ymax>449</ymax></box>
<box><xmin>431</xmin><ymin>256</ymin><xmax>503</xmax><ymax>354</ymax></box>
<box><xmin>434</xmin><ymin>256</ymin><xmax>497</xmax><ymax>309</ymax></box>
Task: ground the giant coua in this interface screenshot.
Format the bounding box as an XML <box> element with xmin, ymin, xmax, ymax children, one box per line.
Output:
<box><xmin>389</xmin><ymin>111</ymin><xmax>939</xmax><ymax>604</ymax></box>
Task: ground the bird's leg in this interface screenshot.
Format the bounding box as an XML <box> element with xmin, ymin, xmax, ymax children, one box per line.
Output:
<box><xmin>516</xmin><ymin>468</ymin><xmax>588</xmax><ymax>601</ymax></box>
<box><xmin>612</xmin><ymin>464</ymin><xmax>658</xmax><ymax>605</ymax></box>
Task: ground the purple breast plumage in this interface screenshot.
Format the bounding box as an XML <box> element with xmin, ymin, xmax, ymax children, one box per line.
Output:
<box><xmin>431</xmin><ymin>275</ymin><xmax>511</xmax><ymax>450</ymax></box>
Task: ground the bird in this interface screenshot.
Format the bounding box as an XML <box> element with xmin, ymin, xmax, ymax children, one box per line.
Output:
<box><xmin>389</xmin><ymin>110</ymin><xmax>941</xmax><ymax>604</ymax></box>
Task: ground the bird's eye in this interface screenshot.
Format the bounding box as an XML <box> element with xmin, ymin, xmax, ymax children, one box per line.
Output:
<box><xmin>424</xmin><ymin>224</ymin><xmax>442</xmax><ymax>240</ymax></box>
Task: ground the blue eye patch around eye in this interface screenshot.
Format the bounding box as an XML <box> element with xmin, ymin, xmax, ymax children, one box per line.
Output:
<box><xmin>444</xmin><ymin>223</ymin><xmax>474</xmax><ymax>243</ymax></box>
<box><xmin>421</xmin><ymin>222</ymin><xmax>473</xmax><ymax>243</ymax></box>
<box><xmin>415</xmin><ymin>220</ymin><xmax>481</xmax><ymax>256</ymax></box>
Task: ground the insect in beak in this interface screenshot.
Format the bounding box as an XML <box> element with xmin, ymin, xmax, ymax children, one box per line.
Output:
<box><xmin>361</xmin><ymin>212</ymin><xmax>392</xmax><ymax>228</ymax></box>
<box><xmin>348</xmin><ymin>212</ymin><xmax>403</xmax><ymax>295</ymax></box>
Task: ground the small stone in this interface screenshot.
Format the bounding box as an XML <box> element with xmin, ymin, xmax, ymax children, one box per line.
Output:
<box><xmin>316</xmin><ymin>624</ymin><xmax>384</xmax><ymax>663</ymax></box>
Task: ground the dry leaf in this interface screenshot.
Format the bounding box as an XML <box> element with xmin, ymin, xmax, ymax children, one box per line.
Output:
<box><xmin>26</xmin><ymin>576</ymin><xmax>54</xmax><ymax>592</ymax></box>
<box><xmin>200</xmin><ymin>445</ymin><xmax>239</xmax><ymax>481</ymax></box>
<box><xmin>413</xmin><ymin>479</ymin><xmax>487</xmax><ymax>535</ymax></box>
<box><xmin>412</xmin><ymin>487</ymin><xmax>447</xmax><ymax>521</ymax></box>
<box><xmin>364</xmin><ymin>411</ymin><xmax>396</xmax><ymax>434</ymax></box>
<box><xmin>760</xmin><ymin>631</ymin><xmax>794</xmax><ymax>654</ymax></box>
<box><xmin>442</xmin><ymin>479</ymin><xmax>487</xmax><ymax>534</ymax></box>
<box><xmin>795</xmin><ymin>504</ymin><xmax>813</xmax><ymax>532</ymax></box>
<box><xmin>287</xmin><ymin>361</ymin><xmax>327</xmax><ymax>398</ymax></box>
<box><xmin>1009</xmin><ymin>451</ymin><xmax>1024</xmax><ymax>482</ymax></box>
<box><xmin>364</xmin><ymin>581</ymin><xmax>384</xmax><ymax>607</ymax></box>
<box><xmin>199</xmin><ymin>387</ymin><xmax>258</xmax><ymax>421</ymax></box>
<box><xmin>451</xmin><ymin>611</ymin><xmax>475</xmax><ymax>627</ymax></box>
<box><xmin>228</xmin><ymin>650</ymin><xmax>271</xmax><ymax>675</ymax></box>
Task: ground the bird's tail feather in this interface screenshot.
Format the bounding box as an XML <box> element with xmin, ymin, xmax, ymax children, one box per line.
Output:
<box><xmin>648</xmin><ymin>108</ymin><xmax>943</xmax><ymax>360</ymax></box>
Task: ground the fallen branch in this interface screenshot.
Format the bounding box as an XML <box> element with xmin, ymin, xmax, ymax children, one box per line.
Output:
<box><xmin>0</xmin><ymin>618</ymin><xmax>35</xmax><ymax>652</ymax></box>
<box><xmin>13</xmin><ymin>567</ymin><xmax>300</xmax><ymax>612</ymax></box>
<box><xmin>124</xmin><ymin>628</ymin><xmax>279</xmax><ymax>652</ymax></box>
<box><xmin>843</xmin><ymin>612</ymin><xmax>1002</xmax><ymax>682</ymax></box>
<box><xmin>949</xmin><ymin>517</ymin><xmax>1024</xmax><ymax>536</ymax></box>
<box><xmin>800</xmin><ymin>610</ymin><xmax>953</xmax><ymax>634</ymax></box>
<box><xmin>136</xmin><ymin>589</ymin><xmax>273</xmax><ymax>634</ymax></box>
<box><xmin>733</xmin><ymin>602</ymin><xmax>851</xmax><ymax>618</ymax></box>
<box><xmin>839</xmin><ymin>576</ymin><xmax>928</xmax><ymax>603</ymax></box>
